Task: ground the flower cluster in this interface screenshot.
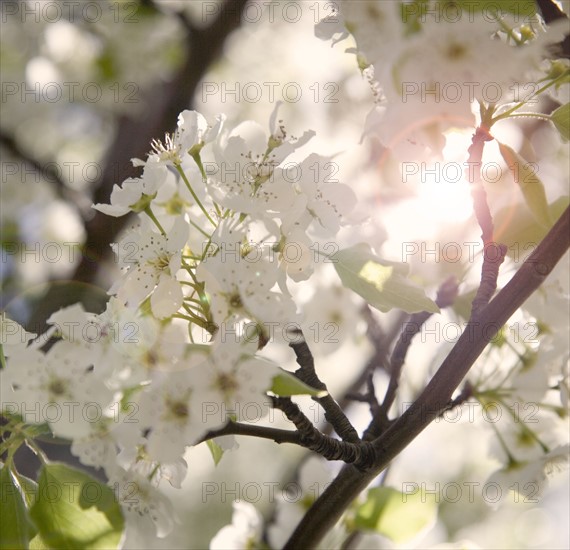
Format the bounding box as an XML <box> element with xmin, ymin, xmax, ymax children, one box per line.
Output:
<box><xmin>318</xmin><ymin>0</ymin><xmax>568</xmax><ymax>156</ymax></box>
<box><xmin>1</xmin><ymin>106</ymin><xmax>358</xmax><ymax>540</ymax></box>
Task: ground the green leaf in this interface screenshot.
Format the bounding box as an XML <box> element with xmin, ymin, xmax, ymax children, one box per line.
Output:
<box><xmin>498</xmin><ymin>142</ymin><xmax>552</xmax><ymax>227</ymax></box>
<box><xmin>331</xmin><ymin>244</ymin><xmax>439</xmax><ymax>314</ymax></box>
<box><xmin>15</xmin><ymin>473</ymin><xmax>38</xmax><ymax>508</ymax></box>
<box><xmin>0</xmin><ymin>465</ymin><xmax>36</xmax><ymax>549</ymax></box>
<box><xmin>354</xmin><ymin>486</ymin><xmax>437</xmax><ymax>543</ymax></box>
<box><xmin>551</xmin><ymin>103</ymin><xmax>570</xmax><ymax>141</ymax></box>
<box><xmin>29</xmin><ymin>535</ymin><xmax>50</xmax><ymax>550</ymax></box>
<box><xmin>206</xmin><ymin>439</ymin><xmax>225</xmax><ymax>466</ymax></box>
<box><xmin>30</xmin><ymin>463</ymin><xmax>124</xmax><ymax>550</ymax></box>
<box><xmin>494</xmin><ymin>196</ymin><xmax>569</xmax><ymax>258</ymax></box>
<box><xmin>270</xmin><ymin>370</ymin><xmax>327</xmax><ymax>397</ymax></box>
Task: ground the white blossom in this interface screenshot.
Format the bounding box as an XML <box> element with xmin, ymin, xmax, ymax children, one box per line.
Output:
<box><xmin>0</xmin><ymin>314</ymin><xmax>36</xmax><ymax>358</ymax></box>
<box><xmin>110</xmin><ymin>217</ymin><xmax>188</xmax><ymax>318</ymax></box>
<box><xmin>110</xmin><ymin>466</ymin><xmax>176</xmax><ymax>541</ymax></box>
<box><xmin>197</xmin><ymin>240</ymin><xmax>297</xmax><ymax>331</ymax></box>
<box><xmin>486</xmin><ymin>444</ymin><xmax>570</xmax><ymax>509</ymax></box>
<box><xmin>134</xmin><ymin>368</ymin><xmax>206</xmax><ymax>463</ymax></box>
<box><xmin>210</xmin><ymin>501</ymin><xmax>263</xmax><ymax>550</ymax></box>
<box><xmin>141</xmin><ymin>110</ymin><xmax>225</xmax><ymax>167</ymax></box>
<box><xmin>1</xmin><ymin>340</ymin><xmax>113</xmax><ymax>439</ymax></box>
<box><xmin>301</xmin><ymin>285</ymin><xmax>363</xmax><ymax>355</ymax></box>
<box><xmin>92</xmin><ymin>162</ymin><xmax>168</xmax><ymax>217</ymax></box>
<box><xmin>280</xmin><ymin>154</ymin><xmax>357</xmax><ymax>236</ymax></box>
<box><xmin>210</xmin><ymin>107</ymin><xmax>314</xmax><ymax>216</ymax></box>
<box><xmin>193</xmin><ymin>336</ymin><xmax>279</xmax><ymax>431</ymax></box>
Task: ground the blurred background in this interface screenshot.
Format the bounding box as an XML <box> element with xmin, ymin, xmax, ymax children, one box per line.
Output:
<box><xmin>1</xmin><ymin>1</ymin><xmax>568</xmax><ymax>548</ymax></box>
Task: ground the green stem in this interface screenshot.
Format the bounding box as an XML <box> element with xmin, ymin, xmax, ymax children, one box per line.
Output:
<box><xmin>492</xmin><ymin>73</ymin><xmax>569</xmax><ymax>124</ymax></box>
<box><xmin>190</xmin><ymin>218</ymin><xmax>210</xmax><ymax>238</ymax></box>
<box><xmin>143</xmin><ymin>205</ymin><xmax>166</xmax><ymax>236</ymax></box>
<box><xmin>24</xmin><ymin>437</ymin><xmax>49</xmax><ymax>465</ymax></box>
<box><xmin>503</xmin><ymin>113</ymin><xmax>553</xmax><ymax>121</ymax></box>
<box><xmin>495</xmin><ymin>17</ymin><xmax>523</xmax><ymax>46</ymax></box>
<box><xmin>190</xmin><ymin>151</ymin><xmax>208</xmax><ymax>182</ymax></box>
<box><xmin>0</xmin><ymin>344</ymin><xmax>6</xmax><ymax>370</ymax></box>
<box><xmin>176</xmin><ymin>164</ymin><xmax>216</xmax><ymax>227</ymax></box>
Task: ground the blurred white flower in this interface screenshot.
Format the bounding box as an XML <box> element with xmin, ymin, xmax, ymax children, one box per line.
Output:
<box><xmin>111</xmin><ymin>466</ymin><xmax>176</xmax><ymax>541</ymax></box>
<box><xmin>280</xmin><ymin>153</ymin><xmax>357</xmax><ymax>236</ymax></box>
<box><xmin>0</xmin><ymin>314</ymin><xmax>36</xmax><ymax>358</ymax></box>
<box><xmin>210</xmin><ymin>501</ymin><xmax>263</xmax><ymax>550</ymax></box>
<box><xmin>1</xmin><ymin>340</ymin><xmax>113</xmax><ymax>439</ymax></box>
<box><xmin>486</xmin><ymin>444</ymin><xmax>570</xmax><ymax>509</ymax></box>
<box><xmin>134</xmin><ymin>368</ymin><xmax>206</xmax><ymax>463</ymax></box>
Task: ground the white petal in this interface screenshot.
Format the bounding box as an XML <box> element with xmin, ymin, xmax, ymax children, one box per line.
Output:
<box><xmin>151</xmin><ymin>276</ymin><xmax>184</xmax><ymax>319</ymax></box>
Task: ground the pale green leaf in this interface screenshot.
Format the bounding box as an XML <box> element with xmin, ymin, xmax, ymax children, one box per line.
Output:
<box><xmin>494</xmin><ymin>196</ymin><xmax>569</xmax><ymax>258</ymax></box>
<box><xmin>30</xmin><ymin>463</ymin><xmax>124</xmax><ymax>550</ymax></box>
<box><xmin>29</xmin><ymin>535</ymin><xmax>50</xmax><ymax>550</ymax></box>
<box><xmin>354</xmin><ymin>486</ymin><xmax>437</xmax><ymax>543</ymax></box>
<box><xmin>551</xmin><ymin>103</ymin><xmax>570</xmax><ymax>141</ymax></box>
<box><xmin>206</xmin><ymin>439</ymin><xmax>224</xmax><ymax>466</ymax></box>
<box><xmin>0</xmin><ymin>465</ymin><xmax>36</xmax><ymax>549</ymax></box>
<box><xmin>498</xmin><ymin>142</ymin><xmax>552</xmax><ymax>227</ymax></box>
<box><xmin>270</xmin><ymin>370</ymin><xmax>327</xmax><ymax>397</ymax></box>
<box><xmin>15</xmin><ymin>473</ymin><xmax>38</xmax><ymax>508</ymax></box>
<box><xmin>332</xmin><ymin>244</ymin><xmax>439</xmax><ymax>314</ymax></box>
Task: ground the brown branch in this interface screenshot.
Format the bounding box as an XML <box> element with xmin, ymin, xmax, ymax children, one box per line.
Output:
<box><xmin>290</xmin><ymin>336</ymin><xmax>360</xmax><ymax>443</ymax></box>
<box><xmin>324</xmin><ymin>308</ymin><xmax>404</xmax><ymax>439</ymax></box>
<box><xmin>466</xmin><ymin>126</ymin><xmax>494</xmax><ymax>245</ymax></box>
<box><xmin>198</xmin><ymin>399</ymin><xmax>376</xmax><ymax>467</ymax></box>
<box><xmin>283</xmin><ymin>206</ymin><xmax>570</xmax><ymax>549</ymax></box>
<box><xmin>535</xmin><ymin>0</ymin><xmax>570</xmax><ymax>58</ymax></box>
<box><xmin>199</xmin><ymin>420</ymin><xmax>301</xmax><ymax>446</ymax></box>
<box><xmin>379</xmin><ymin>276</ymin><xmax>459</xmax><ymax>419</ymax></box>
<box><xmin>471</xmin><ymin>242</ymin><xmax>508</xmax><ymax>316</ymax></box>
<box><xmin>272</xmin><ymin>397</ymin><xmax>376</xmax><ymax>468</ymax></box>
<box><xmin>467</xmin><ymin>126</ymin><xmax>509</xmax><ymax>316</ymax></box>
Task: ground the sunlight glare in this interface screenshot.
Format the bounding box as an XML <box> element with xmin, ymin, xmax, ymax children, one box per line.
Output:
<box><xmin>414</xmin><ymin>129</ymin><xmax>475</xmax><ymax>225</ymax></box>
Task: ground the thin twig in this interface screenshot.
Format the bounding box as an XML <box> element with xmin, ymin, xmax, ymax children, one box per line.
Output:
<box><xmin>466</xmin><ymin>126</ymin><xmax>495</xmax><ymax>245</ymax></box>
<box><xmin>466</xmin><ymin>126</ymin><xmax>509</xmax><ymax>316</ymax></box>
<box><xmin>272</xmin><ymin>397</ymin><xmax>376</xmax><ymax>468</ymax></box>
<box><xmin>198</xmin><ymin>420</ymin><xmax>301</xmax><ymax>446</ymax></box>
<box><xmin>378</xmin><ymin>277</ymin><xmax>459</xmax><ymax>420</ymax></box>
<box><xmin>290</xmin><ymin>335</ymin><xmax>361</xmax><ymax>443</ymax></box>
<box><xmin>322</xmin><ymin>308</ymin><xmax>406</xmax><ymax>442</ymax></box>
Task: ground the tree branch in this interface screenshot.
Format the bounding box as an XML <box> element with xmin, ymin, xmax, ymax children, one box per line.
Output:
<box><xmin>379</xmin><ymin>276</ymin><xmax>458</xmax><ymax>417</ymax></box>
<box><xmin>290</xmin><ymin>336</ymin><xmax>361</xmax><ymax>443</ymax></box>
<box><xmin>199</xmin><ymin>420</ymin><xmax>301</xmax><ymax>446</ymax></box>
<box><xmin>283</xmin><ymin>206</ymin><xmax>570</xmax><ymax>549</ymax></box>
<box><xmin>467</xmin><ymin>126</ymin><xmax>509</xmax><ymax>316</ymax></box>
<box><xmin>272</xmin><ymin>397</ymin><xmax>376</xmax><ymax>467</ymax></box>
